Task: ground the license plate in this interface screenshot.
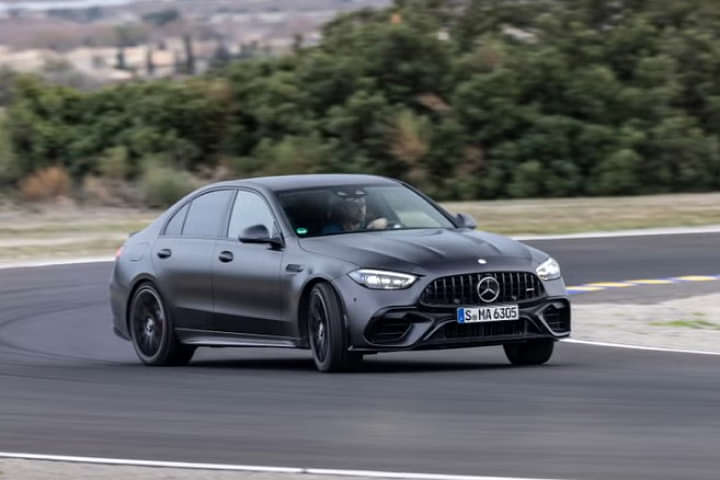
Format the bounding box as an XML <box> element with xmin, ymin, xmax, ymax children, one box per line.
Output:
<box><xmin>457</xmin><ymin>305</ymin><xmax>520</xmax><ymax>323</ymax></box>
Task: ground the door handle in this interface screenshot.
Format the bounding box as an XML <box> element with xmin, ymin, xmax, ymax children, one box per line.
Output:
<box><xmin>218</xmin><ymin>251</ymin><xmax>234</xmax><ymax>263</ymax></box>
<box><xmin>157</xmin><ymin>248</ymin><xmax>172</xmax><ymax>259</ymax></box>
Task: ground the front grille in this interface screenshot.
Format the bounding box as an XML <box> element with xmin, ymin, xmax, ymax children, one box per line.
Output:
<box><xmin>542</xmin><ymin>303</ymin><xmax>571</xmax><ymax>333</ymax></box>
<box><xmin>420</xmin><ymin>272</ymin><xmax>545</xmax><ymax>307</ymax></box>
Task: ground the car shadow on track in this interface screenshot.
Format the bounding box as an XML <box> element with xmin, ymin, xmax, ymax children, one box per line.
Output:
<box><xmin>188</xmin><ymin>356</ymin><xmax>541</xmax><ymax>374</ymax></box>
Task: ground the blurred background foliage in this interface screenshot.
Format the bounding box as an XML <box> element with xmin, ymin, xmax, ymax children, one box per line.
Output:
<box><xmin>2</xmin><ymin>0</ymin><xmax>720</xmax><ymax>205</ymax></box>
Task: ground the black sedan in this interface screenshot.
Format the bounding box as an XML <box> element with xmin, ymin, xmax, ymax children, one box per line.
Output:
<box><xmin>110</xmin><ymin>174</ymin><xmax>570</xmax><ymax>372</ymax></box>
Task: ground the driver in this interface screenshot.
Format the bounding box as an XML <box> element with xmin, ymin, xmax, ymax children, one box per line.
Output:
<box><xmin>324</xmin><ymin>190</ymin><xmax>389</xmax><ymax>233</ymax></box>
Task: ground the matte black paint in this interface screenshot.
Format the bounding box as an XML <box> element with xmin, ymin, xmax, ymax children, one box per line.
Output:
<box><xmin>110</xmin><ymin>174</ymin><xmax>570</xmax><ymax>353</ymax></box>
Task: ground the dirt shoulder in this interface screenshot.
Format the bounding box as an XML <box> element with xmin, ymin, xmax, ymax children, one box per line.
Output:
<box><xmin>0</xmin><ymin>203</ymin><xmax>157</xmax><ymax>262</ymax></box>
<box><xmin>444</xmin><ymin>191</ymin><xmax>720</xmax><ymax>235</ymax></box>
<box><xmin>0</xmin><ymin>459</ymin><xmax>376</xmax><ymax>480</ymax></box>
<box><xmin>2</xmin><ymin>192</ymin><xmax>720</xmax><ymax>263</ymax></box>
<box><xmin>572</xmin><ymin>291</ymin><xmax>720</xmax><ymax>353</ymax></box>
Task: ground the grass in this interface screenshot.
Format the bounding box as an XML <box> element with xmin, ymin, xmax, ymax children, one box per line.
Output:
<box><xmin>650</xmin><ymin>319</ymin><xmax>720</xmax><ymax>330</ymax></box>
<box><xmin>0</xmin><ymin>205</ymin><xmax>153</xmax><ymax>261</ymax></box>
<box><xmin>0</xmin><ymin>238</ymin><xmax>125</xmax><ymax>262</ymax></box>
<box><xmin>1</xmin><ymin>191</ymin><xmax>720</xmax><ymax>261</ymax></box>
<box><xmin>0</xmin><ymin>220</ymin><xmax>152</xmax><ymax>239</ymax></box>
<box><xmin>444</xmin><ymin>192</ymin><xmax>720</xmax><ymax>235</ymax></box>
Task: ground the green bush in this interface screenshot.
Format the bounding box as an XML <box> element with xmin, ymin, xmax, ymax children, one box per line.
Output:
<box><xmin>5</xmin><ymin>0</ymin><xmax>720</xmax><ymax>201</ymax></box>
<box><xmin>508</xmin><ymin>161</ymin><xmax>544</xmax><ymax>198</ymax></box>
<box><xmin>140</xmin><ymin>163</ymin><xmax>196</xmax><ymax>208</ymax></box>
<box><xmin>544</xmin><ymin>161</ymin><xmax>582</xmax><ymax>197</ymax></box>
<box><xmin>98</xmin><ymin>146</ymin><xmax>131</xmax><ymax>180</ymax></box>
<box><xmin>589</xmin><ymin>149</ymin><xmax>642</xmax><ymax>195</ymax></box>
<box><xmin>0</xmin><ymin>114</ymin><xmax>20</xmax><ymax>185</ymax></box>
<box><xmin>240</xmin><ymin>135</ymin><xmax>338</xmax><ymax>177</ymax></box>
<box><xmin>0</xmin><ymin>67</ymin><xmax>17</xmax><ymax>107</ymax></box>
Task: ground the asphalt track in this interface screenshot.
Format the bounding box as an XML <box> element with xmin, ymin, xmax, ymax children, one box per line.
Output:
<box><xmin>1</xmin><ymin>232</ymin><xmax>720</xmax><ymax>480</ymax></box>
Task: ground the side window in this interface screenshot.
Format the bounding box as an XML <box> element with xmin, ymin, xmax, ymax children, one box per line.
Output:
<box><xmin>377</xmin><ymin>187</ymin><xmax>447</xmax><ymax>228</ymax></box>
<box><xmin>182</xmin><ymin>190</ymin><xmax>234</xmax><ymax>238</ymax></box>
<box><xmin>164</xmin><ymin>203</ymin><xmax>188</xmax><ymax>236</ymax></box>
<box><xmin>228</xmin><ymin>191</ymin><xmax>276</xmax><ymax>239</ymax></box>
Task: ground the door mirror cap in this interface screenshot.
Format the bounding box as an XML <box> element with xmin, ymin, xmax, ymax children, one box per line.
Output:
<box><xmin>455</xmin><ymin>212</ymin><xmax>477</xmax><ymax>229</ymax></box>
<box><xmin>239</xmin><ymin>224</ymin><xmax>284</xmax><ymax>248</ymax></box>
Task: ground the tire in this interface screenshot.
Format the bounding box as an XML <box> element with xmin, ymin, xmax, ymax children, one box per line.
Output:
<box><xmin>128</xmin><ymin>283</ymin><xmax>196</xmax><ymax>366</ymax></box>
<box><xmin>308</xmin><ymin>283</ymin><xmax>362</xmax><ymax>372</ymax></box>
<box><xmin>503</xmin><ymin>339</ymin><xmax>554</xmax><ymax>366</ymax></box>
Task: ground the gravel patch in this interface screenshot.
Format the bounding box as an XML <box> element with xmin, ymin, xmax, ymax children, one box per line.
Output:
<box><xmin>0</xmin><ymin>459</ymin><xmax>386</xmax><ymax>480</ymax></box>
<box><xmin>573</xmin><ymin>292</ymin><xmax>720</xmax><ymax>353</ymax></box>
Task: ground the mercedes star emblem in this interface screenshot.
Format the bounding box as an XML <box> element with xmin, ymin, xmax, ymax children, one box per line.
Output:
<box><xmin>477</xmin><ymin>276</ymin><xmax>500</xmax><ymax>303</ymax></box>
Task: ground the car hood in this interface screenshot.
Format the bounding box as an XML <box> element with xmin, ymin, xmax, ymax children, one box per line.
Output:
<box><xmin>298</xmin><ymin>228</ymin><xmax>542</xmax><ymax>275</ymax></box>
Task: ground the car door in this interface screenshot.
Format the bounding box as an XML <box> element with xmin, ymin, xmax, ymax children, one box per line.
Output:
<box><xmin>211</xmin><ymin>189</ymin><xmax>289</xmax><ymax>337</ymax></box>
<box><xmin>152</xmin><ymin>189</ymin><xmax>234</xmax><ymax>331</ymax></box>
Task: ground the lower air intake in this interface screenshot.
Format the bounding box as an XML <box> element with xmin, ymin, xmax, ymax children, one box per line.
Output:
<box><xmin>542</xmin><ymin>303</ymin><xmax>571</xmax><ymax>333</ymax></box>
<box><xmin>367</xmin><ymin>318</ymin><xmax>412</xmax><ymax>344</ymax></box>
<box><xmin>443</xmin><ymin>319</ymin><xmax>539</xmax><ymax>339</ymax></box>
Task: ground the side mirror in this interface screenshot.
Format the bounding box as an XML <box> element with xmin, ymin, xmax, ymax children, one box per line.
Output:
<box><xmin>239</xmin><ymin>224</ymin><xmax>284</xmax><ymax>248</ymax></box>
<box><xmin>455</xmin><ymin>213</ymin><xmax>477</xmax><ymax>229</ymax></box>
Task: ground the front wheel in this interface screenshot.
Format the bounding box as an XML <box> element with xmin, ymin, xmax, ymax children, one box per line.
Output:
<box><xmin>129</xmin><ymin>283</ymin><xmax>195</xmax><ymax>366</ymax></box>
<box><xmin>308</xmin><ymin>283</ymin><xmax>362</xmax><ymax>372</ymax></box>
<box><xmin>503</xmin><ymin>339</ymin><xmax>554</xmax><ymax>366</ymax></box>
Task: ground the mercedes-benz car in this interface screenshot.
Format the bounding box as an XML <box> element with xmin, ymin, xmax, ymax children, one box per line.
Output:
<box><xmin>110</xmin><ymin>174</ymin><xmax>570</xmax><ymax>372</ymax></box>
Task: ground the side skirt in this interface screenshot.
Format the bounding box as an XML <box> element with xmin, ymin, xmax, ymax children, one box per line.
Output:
<box><xmin>175</xmin><ymin>328</ymin><xmax>304</xmax><ymax>349</ymax></box>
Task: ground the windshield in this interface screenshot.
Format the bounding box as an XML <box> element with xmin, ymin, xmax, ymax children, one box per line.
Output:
<box><xmin>277</xmin><ymin>184</ymin><xmax>455</xmax><ymax>238</ymax></box>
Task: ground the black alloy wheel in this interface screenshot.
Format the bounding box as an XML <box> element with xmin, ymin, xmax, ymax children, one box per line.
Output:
<box><xmin>308</xmin><ymin>283</ymin><xmax>362</xmax><ymax>372</ymax></box>
<box><xmin>129</xmin><ymin>283</ymin><xmax>195</xmax><ymax>366</ymax></box>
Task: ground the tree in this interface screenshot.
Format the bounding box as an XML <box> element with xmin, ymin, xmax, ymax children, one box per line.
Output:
<box><xmin>183</xmin><ymin>34</ymin><xmax>196</xmax><ymax>75</ymax></box>
<box><xmin>6</xmin><ymin>0</ymin><xmax>720</xmax><ymax>199</ymax></box>
<box><xmin>142</xmin><ymin>8</ymin><xmax>180</xmax><ymax>27</ymax></box>
<box><xmin>146</xmin><ymin>48</ymin><xmax>156</xmax><ymax>76</ymax></box>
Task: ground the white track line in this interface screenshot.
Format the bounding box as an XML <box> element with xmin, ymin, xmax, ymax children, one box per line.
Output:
<box><xmin>562</xmin><ymin>338</ymin><xmax>720</xmax><ymax>356</ymax></box>
<box><xmin>0</xmin><ymin>452</ymin><xmax>566</xmax><ymax>480</ymax></box>
<box><xmin>513</xmin><ymin>224</ymin><xmax>720</xmax><ymax>241</ymax></box>
<box><xmin>0</xmin><ymin>257</ymin><xmax>113</xmax><ymax>270</ymax></box>
<box><xmin>306</xmin><ymin>469</ymin><xmax>563</xmax><ymax>480</ymax></box>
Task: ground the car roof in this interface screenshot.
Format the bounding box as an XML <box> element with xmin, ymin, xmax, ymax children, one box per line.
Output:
<box><xmin>215</xmin><ymin>174</ymin><xmax>399</xmax><ymax>192</ymax></box>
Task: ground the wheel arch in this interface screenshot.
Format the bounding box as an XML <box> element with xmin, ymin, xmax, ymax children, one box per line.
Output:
<box><xmin>297</xmin><ymin>276</ymin><xmax>348</xmax><ymax>346</ymax></box>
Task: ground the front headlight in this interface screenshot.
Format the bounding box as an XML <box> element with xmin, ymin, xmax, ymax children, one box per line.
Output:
<box><xmin>536</xmin><ymin>257</ymin><xmax>561</xmax><ymax>281</ymax></box>
<box><xmin>348</xmin><ymin>269</ymin><xmax>418</xmax><ymax>290</ymax></box>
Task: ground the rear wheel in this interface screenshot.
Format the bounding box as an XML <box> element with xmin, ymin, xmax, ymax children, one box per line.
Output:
<box><xmin>308</xmin><ymin>283</ymin><xmax>362</xmax><ymax>372</ymax></box>
<box><xmin>129</xmin><ymin>283</ymin><xmax>195</xmax><ymax>366</ymax></box>
<box><xmin>503</xmin><ymin>339</ymin><xmax>554</xmax><ymax>366</ymax></box>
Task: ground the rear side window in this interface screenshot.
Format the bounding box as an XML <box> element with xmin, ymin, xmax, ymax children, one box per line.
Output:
<box><xmin>164</xmin><ymin>204</ymin><xmax>188</xmax><ymax>236</ymax></box>
<box><xmin>182</xmin><ymin>190</ymin><xmax>233</xmax><ymax>238</ymax></box>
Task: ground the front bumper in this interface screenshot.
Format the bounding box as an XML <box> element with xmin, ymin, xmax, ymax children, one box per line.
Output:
<box><xmin>355</xmin><ymin>297</ymin><xmax>570</xmax><ymax>352</ymax></box>
<box><xmin>334</xmin><ymin>273</ymin><xmax>570</xmax><ymax>353</ymax></box>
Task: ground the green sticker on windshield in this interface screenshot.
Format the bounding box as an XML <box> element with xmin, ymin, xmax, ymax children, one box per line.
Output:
<box><xmin>296</xmin><ymin>227</ymin><xmax>308</xmax><ymax>235</ymax></box>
